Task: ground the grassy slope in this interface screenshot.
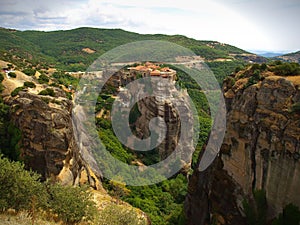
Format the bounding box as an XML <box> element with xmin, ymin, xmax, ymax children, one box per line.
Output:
<box><xmin>0</xmin><ymin>27</ymin><xmax>249</xmax><ymax>71</ymax></box>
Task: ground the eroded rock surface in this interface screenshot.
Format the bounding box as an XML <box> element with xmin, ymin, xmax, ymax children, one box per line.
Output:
<box><xmin>185</xmin><ymin>70</ymin><xmax>300</xmax><ymax>224</ymax></box>
<box><xmin>8</xmin><ymin>90</ymin><xmax>102</xmax><ymax>189</ymax></box>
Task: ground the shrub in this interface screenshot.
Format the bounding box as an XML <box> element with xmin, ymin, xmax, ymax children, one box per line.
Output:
<box><xmin>260</xmin><ymin>63</ymin><xmax>267</xmax><ymax>71</ymax></box>
<box><xmin>245</xmin><ymin>70</ymin><xmax>261</xmax><ymax>88</ymax></box>
<box><xmin>23</xmin><ymin>81</ymin><xmax>36</xmax><ymax>88</ymax></box>
<box><xmin>0</xmin><ymin>73</ymin><xmax>4</xmax><ymax>82</ymax></box>
<box><xmin>291</xmin><ymin>103</ymin><xmax>300</xmax><ymax>114</ymax></box>
<box><xmin>22</xmin><ymin>68</ymin><xmax>36</xmax><ymax>76</ymax></box>
<box><xmin>96</xmin><ymin>204</ymin><xmax>146</xmax><ymax>225</ymax></box>
<box><xmin>243</xmin><ymin>189</ymin><xmax>267</xmax><ymax>225</ymax></box>
<box><xmin>272</xmin><ymin>62</ymin><xmax>300</xmax><ymax>76</ymax></box>
<box><xmin>272</xmin><ymin>204</ymin><xmax>300</xmax><ymax>225</ymax></box>
<box><xmin>38</xmin><ymin>88</ymin><xmax>55</xmax><ymax>97</ymax></box>
<box><xmin>38</xmin><ymin>74</ymin><xmax>49</xmax><ymax>84</ymax></box>
<box><xmin>0</xmin><ymin>155</ymin><xmax>47</xmax><ymax>211</ymax></box>
<box><xmin>8</xmin><ymin>72</ymin><xmax>17</xmax><ymax>78</ymax></box>
<box><xmin>11</xmin><ymin>86</ymin><xmax>25</xmax><ymax>97</ymax></box>
<box><xmin>47</xmin><ymin>183</ymin><xmax>96</xmax><ymax>224</ymax></box>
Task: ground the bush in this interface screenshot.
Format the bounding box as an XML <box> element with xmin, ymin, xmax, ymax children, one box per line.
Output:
<box><xmin>38</xmin><ymin>88</ymin><xmax>55</xmax><ymax>97</ymax></box>
<box><xmin>8</xmin><ymin>72</ymin><xmax>17</xmax><ymax>78</ymax></box>
<box><xmin>38</xmin><ymin>74</ymin><xmax>49</xmax><ymax>84</ymax></box>
<box><xmin>47</xmin><ymin>183</ymin><xmax>96</xmax><ymax>224</ymax></box>
<box><xmin>0</xmin><ymin>155</ymin><xmax>98</xmax><ymax>224</ymax></box>
<box><xmin>272</xmin><ymin>62</ymin><xmax>300</xmax><ymax>76</ymax></box>
<box><xmin>291</xmin><ymin>103</ymin><xmax>300</xmax><ymax>113</ymax></box>
<box><xmin>245</xmin><ymin>70</ymin><xmax>261</xmax><ymax>88</ymax></box>
<box><xmin>23</xmin><ymin>81</ymin><xmax>36</xmax><ymax>88</ymax></box>
<box><xmin>0</xmin><ymin>155</ymin><xmax>47</xmax><ymax>211</ymax></box>
<box><xmin>11</xmin><ymin>86</ymin><xmax>25</xmax><ymax>97</ymax></box>
<box><xmin>243</xmin><ymin>189</ymin><xmax>267</xmax><ymax>225</ymax></box>
<box><xmin>272</xmin><ymin>204</ymin><xmax>300</xmax><ymax>225</ymax></box>
<box><xmin>96</xmin><ymin>204</ymin><xmax>146</xmax><ymax>225</ymax></box>
<box><xmin>0</xmin><ymin>73</ymin><xmax>4</xmax><ymax>82</ymax></box>
<box><xmin>22</xmin><ymin>68</ymin><xmax>36</xmax><ymax>76</ymax></box>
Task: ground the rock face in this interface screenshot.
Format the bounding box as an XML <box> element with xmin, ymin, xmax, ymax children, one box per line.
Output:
<box><xmin>9</xmin><ymin>90</ymin><xmax>101</xmax><ymax>189</ymax></box>
<box><xmin>185</xmin><ymin>71</ymin><xmax>300</xmax><ymax>224</ymax></box>
<box><xmin>134</xmin><ymin>79</ymin><xmax>195</xmax><ymax>165</ymax></box>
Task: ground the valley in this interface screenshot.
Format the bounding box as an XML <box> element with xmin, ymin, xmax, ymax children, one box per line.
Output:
<box><xmin>0</xmin><ymin>27</ymin><xmax>299</xmax><ymax>225</ymax></box>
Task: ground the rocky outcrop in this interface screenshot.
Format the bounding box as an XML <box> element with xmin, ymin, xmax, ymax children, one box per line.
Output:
<box><xmin>135</xmin><ymin>80</ymin><xmax>194</xmax><ymax>166</ymax></box>
<box><xmin>185</xmin><ymin>69</ymin><xmax>300</xmax><ymax>224</ymax></box>
<box><xmin>8</xmin><ymin>89</ymin><xmax>102</xmax><ymax>189</ymax></box>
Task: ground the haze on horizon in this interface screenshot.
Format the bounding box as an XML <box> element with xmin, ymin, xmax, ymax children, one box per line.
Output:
<box><xmin>0</xmin><ymin>0</ymin><xmax>299</xmax><ymax>53</ymax></box>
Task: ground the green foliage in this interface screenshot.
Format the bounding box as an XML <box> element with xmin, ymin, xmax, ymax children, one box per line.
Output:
<box><xmin>122</xmin><ymin>174</ymin><xmax>188</xmax><ymax>225</ymax></box>
<box><xmin>245</xmin><ymin>69</ymin><xmax>261</xmax><ymax>88</ymax></box>
<box><xmin>23</xmin><ymin>81</ymin><xmax>36</xmax><ymax>88</ymax></box>
<box><xmin>243</xmin><ymin>189</ymin><xmax>267</xmax><ymax>225</ymax></box>
<box><xmin>0</xmin><ymin>73</ymin><xmax>4</xmax><ymax>82</ymax></box>
<box><xmin>11</xmin><ymin>86</ymin><xmax>25</xmax><ymax>97</ymax></box>
<box><xmin>0</xmin><ymin>101</ymin><xmax>22</xmax><ymax>161</ymax></box>
<box><xmin>0</xmin><ymin>155</ymin><xmax>98</xmax><ymax>224</ymax></box>
<box><xmin>291</xmin><ymin>103</ymin><xmax>300</xmax><ymax>114</ymax></box>
<box><xmin>65</xmin><ymin>91</ymin><xmax>73</xmax><ymax>100</ymax></box>
<box><xmin>8</xmin><ymin>72</ymin><xmax>17</xmax><ymax>78</ymax></box>
<box><xmin>47</xmin><ymin>183</ymin><xmax>96</xmax><ymax>224</ymax></box>
<box><xmin>271</xmin><ymin>62</ymin><xmax>300</xmax><ymax>76</ymax></box>
<box><xmin>95</xmin><ymin>95</ymin><xmax>115</xmax><ymax>112</ymax></box>
<box><xmin>0</xmin><ymin>155</ymin><xmax>47</xmax><ymax>211</ymax></box>
<box><xmin>1</xmin><ymin>27</ymin><xmax>248</xmax><ymax>71</ymax></box>
<box><xmin>129</xmin><ymin>103</ymin><xmax>142</xmax><ymax>124</ymax></box>
<box><xmin>52</xmin><ymin>71</ymin><xmax>79</xmax><ymax>88</ymax></box>
<box><xmin>235</xmin><ymin>65</ymin><xmax>245</xmax><ymax>73</ymax></box>
<box><xmin>38</xmin><ymin>88</ymin><xmax>55</xmax><ymax>97</ymax></box>
<box><xmin>109</xmin><ymin>178</ymin><xmax>131</xmax><ymax>200</ymax></box>
<box><xmin>272</xmin><ymin>203</ymin><xmax>300</xmax><ymax>225</ymax></box>
<box><xmin>192</xmin><ymin>116</ymin><xmax>212</xmax><ymax>168</ymax></box>
<box><xmin>97</xmin><ymin>119</ymin><xmax>135</xmax><ymax>164</ymax></box>
<box><xmin>96</xmin><ymin>204</ymin><xmax>146</xmax><ymax>225</ymax></box>
<box><xmin>22</xmin><ymin>68</ymin><xmax>36</xmax><ymax>76</ymax></box>
<box><xmin>206</xmin><ymin>61</ymin><xmax>246</xmax><ymax>85</ymax></box>
<box><xmin>187</xmin><ymin>89</ymin><xmax>210</xmax><ymax>118</ymax></box>
<box><xmin>38</xmin><ymin>74</ymin><xmax>49</xmax><ymax>84</ymax></box>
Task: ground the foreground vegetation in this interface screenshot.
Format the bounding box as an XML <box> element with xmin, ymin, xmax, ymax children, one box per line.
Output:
<box><xmin>0</xmin><ymin>155</ymin><xmax>146</xmax><ymax>225</ymax></box>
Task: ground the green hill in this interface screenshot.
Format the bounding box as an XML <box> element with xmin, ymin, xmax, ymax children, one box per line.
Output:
<box><xmin>274</xmin><ymin>50</ymin><xmax>300</xmax><ymax>63</ymax></box>
<box><xmin>0</xmin><ymin>27</ymin><xmax>261</xmax><ymax>71</ymax></box>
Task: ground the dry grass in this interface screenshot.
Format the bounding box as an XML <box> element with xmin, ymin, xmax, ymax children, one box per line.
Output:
<box><xmin>0</xmin><ymin>211</ymin><xmax>60</xmax><ymax>225</ymax></box>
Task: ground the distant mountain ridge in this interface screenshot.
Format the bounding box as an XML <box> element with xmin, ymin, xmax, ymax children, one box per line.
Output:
<box><xmin>273</xmin><ymin>50</ymin><xmax>300</xmax><ymax>63</ymax></box>
<box><xmin>0</xmin><ymin>27</ymin><xmax>266</xmax><ymax>71</ymax></box>
<box><xmin>253</xmin><ymin>51</ymin><xmax>285</xmax><ymax>58</ymax></box>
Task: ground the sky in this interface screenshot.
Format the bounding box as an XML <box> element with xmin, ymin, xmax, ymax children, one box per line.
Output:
<box><xmin>0</xmin><ymin>0</ymin><xmax>299</xmax><ymax>53</ymax></box>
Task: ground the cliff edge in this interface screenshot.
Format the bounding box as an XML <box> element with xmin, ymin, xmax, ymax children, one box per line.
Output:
<box><xmin>185</xmin><ymin>63</ymin><xmax>300</xmax><ymax>224</ymax></box>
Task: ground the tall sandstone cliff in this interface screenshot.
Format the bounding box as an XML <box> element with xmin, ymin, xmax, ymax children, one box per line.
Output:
<box><xmin>185</xmin><ymin>69</ymin><xmax>300</xmax><ymax>224</ymax></box>
<box><xmin>7</xmin><ymin>89</ymin><xmax>102</xmax><ymax>189</ymax></box>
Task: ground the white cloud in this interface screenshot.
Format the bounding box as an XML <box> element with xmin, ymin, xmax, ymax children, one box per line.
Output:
<box><xmin>0</xmin><ymin>0</ymin><xmax>299</xmax><ymax>52</ymax></box>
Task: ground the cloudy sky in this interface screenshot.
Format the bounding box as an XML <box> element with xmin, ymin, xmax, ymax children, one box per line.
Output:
<box><xmin>1</xmin><ymin>0</ymin><xmax>299</xmax><ymax>53</ymax></box>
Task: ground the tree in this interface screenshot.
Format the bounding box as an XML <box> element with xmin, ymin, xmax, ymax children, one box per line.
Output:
<box><xmin>109</xmin><ymin>176</ymin><xmax>131</xmax><ymax>203</ymax></box>
<box><xmin>38</xmin><ymin>74</ymin><xmax>49</xmax><ymax>84</ymax></box>
<box><xmin>96</xmin><ymin>204</ymin><xmax>146</xmax><ymax>225</ymax></box>
<box><xmin>0</xmin><ymin>155</ymin><xmax>47</xmax><ymax>211</ymax></box>
<box><xmin>47</xmin><ymin>183</ymin><xmax>96</xmax><ymax>224</ymax></box>
<box><xmin>11</xmin><ymin>86</ymin><xmax>25</xmax><ymax>97</ymax></box>
<box><xmin>38</xmin><ymin>88</ymin><xmax>55</xmax><ymax>97</ymax></box>
<box><xmin>8</xmin><ymin>72</ymin><xmax>17</xmax><ymax>78</ymax></box>
<box><xmin>23</xmin><ymin>81</ymin><xmax>36</xmax><ymax>88</ymax></box>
